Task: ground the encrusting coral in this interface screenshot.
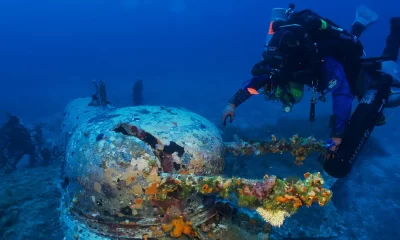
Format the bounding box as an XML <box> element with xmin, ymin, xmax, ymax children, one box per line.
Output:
<box><xmin>156</xmin><ymin>172</ymin><xmax>332</xmax><ymax>228</ymax></box>
<box><xmin>256</xmin><ymin>208</ymin><xmax>290</xmax><ymax>227</ymax></box>
<box><xmin>161</xmin><ymin>216</ymin><xmax>196</xmax><ymax>238</ymax></box>
<box><xmin>224</xmin><ymin>134</ymin><xmax>326</xmax><ymax>165</ymax></box>
<box><xmin>68</xmin><ymin>119</ymin><xmax>331</xmax><ymax>238</ymax></box>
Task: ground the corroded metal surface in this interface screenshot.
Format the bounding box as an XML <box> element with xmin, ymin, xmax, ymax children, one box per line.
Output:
<box><xmin>60</xmin><ymin>98</ymin><xmax>333</xmax><ymax>240</ymax></box>
<box><xmin>61</xmin><ymin>99</ymin><xmax>230</xmax><ymax>239</ymax></box>
<box><xmin>224</xmin><ymin>135</ymin><xmax>326</xmax><ymax>165</ymax></box>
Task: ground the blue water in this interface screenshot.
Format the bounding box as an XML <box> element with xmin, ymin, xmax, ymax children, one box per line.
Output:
<box><xmin>1</xmin><ymin>0</ymin><xmax>400</xmax><ymax>239</ymax></box>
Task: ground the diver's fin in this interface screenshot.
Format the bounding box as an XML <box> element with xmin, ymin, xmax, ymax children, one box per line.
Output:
<box><xmin>355</xmin><ymin>5</ymin><xmax>378</xmax><ymax>27</ymax></box>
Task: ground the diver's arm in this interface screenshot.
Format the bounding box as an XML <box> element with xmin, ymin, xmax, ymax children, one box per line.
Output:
<box><xmin>222</xmin><ymin>73</ymin><xmax>272</xmax><ymax>126</ymax></box>
<box><xmin>251</xmin><ymin>59</ymin><xmax>271</xmax><ymax>76</ymax></box>
<box><xmin>228</xmin><ymin>75</ymin><xmax>272</xmax><ymax>107</ymax></box>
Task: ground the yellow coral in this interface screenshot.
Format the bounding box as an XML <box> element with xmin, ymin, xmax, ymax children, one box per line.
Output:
<box><xmin>145</xmin><ymin>182</ymin><xmax>158</xmax><ymax>195</ymax></box>
<box><xmin>183</xmin><ymin>221</ymin><xmax>192</xmax><ymax>235</ymax></box>
<box><xmin>276</xmin><ymin>196</ymin><xmax>289</xmax><ymax>203</ymax></box>
<box><xmin>293</xmin><ymin>198</ymin><xmax>302</xmax><ymax>208</ymax></box>
<box><xmin>162</xmin><ymin>224</ymin><xmax>173</xmax><ymax>232</ymax></box>
<box><xmin>171</xmin><ymin>217</ymin><xmax>185</xmax><ymax>237</ymax></box>
<box><xmin>256</xmin><ymin>208</ymin><xmax>291</xmax><ymax>227</ymax></box>
<box><xmin>201</xmin><ymin>184</ymin><xmax>209</xmax><ymax>194</ymax></box>
<box><xmin>163</xmin><ymin>216</ymin><xmax>194</xmax><ymax>238</ymax></box>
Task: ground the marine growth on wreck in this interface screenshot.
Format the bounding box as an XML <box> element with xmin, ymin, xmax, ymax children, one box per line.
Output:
<box><xmin>60</xmin><ymin>97</ymin><xmax>331</xmax><ymax>240</ymax></box>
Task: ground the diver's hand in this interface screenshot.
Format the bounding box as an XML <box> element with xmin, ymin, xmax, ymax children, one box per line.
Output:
<box><xmin>222</xmin><ymin>104</ymin><xmax>235</xmax><ymax>126</ymax></box>
<box><xmin>318</xmin><ymin>138</ymin><xmax>342</xmax><ymax>163</ymax></box>
<box><xmin>324</xmin><ymin>137</ymin><xmax>342</xmax><ymax>151</ymax></box>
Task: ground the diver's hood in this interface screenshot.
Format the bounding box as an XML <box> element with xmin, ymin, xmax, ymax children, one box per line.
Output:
<box><xmin>379</xmin><ymin>61</ymin><xmax>400</xmax><ymax>81</ymax></box>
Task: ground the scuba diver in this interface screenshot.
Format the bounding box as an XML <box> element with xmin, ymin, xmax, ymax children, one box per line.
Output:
<box><xmin>269</xmin><ymin>5</ymin><xmax>370</xmax><ymax>151</ymax></box>
<box><xmin>222</xmin><ymin>5</ymin><xmax>400</xmax><ymax>178</ymax></box>
<box><xmin>223</xmin><ymin>5</ymin><xmax>370</xmax><ymax>148</ymax></box>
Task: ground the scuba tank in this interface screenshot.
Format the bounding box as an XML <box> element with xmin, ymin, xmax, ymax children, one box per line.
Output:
<box><xmin>264</xmin><ymin>8</ymin><xmax>288</xmax><ymax>51</ymax></box>
<box><xmin>262</xmin><ymin>6</ymin><xmax>304</xmax><ymax>112</ymax></box>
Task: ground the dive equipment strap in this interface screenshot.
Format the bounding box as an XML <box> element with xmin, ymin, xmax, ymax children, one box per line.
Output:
<box><xmin>309</xmin><ymin>87</ymin><xmax>316</xmax><ymax>122</ymax></box>
<box><xmin>309</xmin><ymin>80</ymin><xmax>320</xmax><ymax>122</ymax></box>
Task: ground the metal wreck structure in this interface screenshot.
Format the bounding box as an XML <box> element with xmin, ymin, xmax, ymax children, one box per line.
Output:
<box><xmin>60</xmin><ymin>97</ymin><xmax>330</xmax><ymax>240</ymax></box>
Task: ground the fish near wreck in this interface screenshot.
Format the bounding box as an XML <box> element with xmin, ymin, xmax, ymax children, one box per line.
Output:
<box><xmin>60</xmin><ymin>97</ymin><xmax>332</xmax><ymax>239</ymax></box>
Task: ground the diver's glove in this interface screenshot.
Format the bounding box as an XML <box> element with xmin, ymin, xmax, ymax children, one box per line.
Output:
<box><xmin>318</xmin><ymin>137</ymin><xmax>342</xmax><ymax>163</ymax></box>
<box><xmin>324</xmin><ymin>138</ymin><xmax>342</xmax><ymax>151</ymax></box>
<box><xmin>222</xmin><ymin>103</ymin><xmax>236</xmax><ymax>126</ymax></box>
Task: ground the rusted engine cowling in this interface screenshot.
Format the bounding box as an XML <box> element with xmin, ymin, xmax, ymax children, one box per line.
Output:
<box><xmin>61</xmin><ymin>98</ymin><xmax>226</xmax><ymax>239</ymax></box>
<box><xmin>62</xmin><ymin>98</ymin><xmax>116</xmax><ymax>142</ymax></box>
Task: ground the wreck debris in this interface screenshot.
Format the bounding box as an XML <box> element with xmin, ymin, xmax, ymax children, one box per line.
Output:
<box><xmin>61</xmin><ymin>102</ymin><xmax>227</xmax><ymax>239</ymax></box>
<box><xmin>61</xmin><ymin>99</ymin><xmax>333</xmax><ymax>239</ymax></box>
<box><xmin>113</xmin><ymin>122</ymin><xmax>186</xmax><ymax>173</ymax></box>
<box><xmin>224</xmin><ymin>134</ymin><xmax>326</xmax><ymax>165</ymax></box>
<box><xmin>89</xmin><ymin>80</ymin><xmax>110</xmax><ymax>106</ymax></box>
<box><xmin>157</xmin><ymin>171</ymin><xmax>331</xmax><ymax>227</ymax></box>
<box><xmin>88</xmin><ymin>80</ymin><xmax>99</xmax><ymax>106</ymax></box>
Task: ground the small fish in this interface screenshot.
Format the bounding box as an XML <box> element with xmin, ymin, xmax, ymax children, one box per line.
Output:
<box><xmin>247</xmin><ymin>88</ymin><xmax>259</xmax><ymax>95</ymax></box>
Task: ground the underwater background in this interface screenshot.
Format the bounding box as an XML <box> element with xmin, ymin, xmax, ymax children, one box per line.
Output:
<box><xmin>1</xmin><ymin>0</ymin><xmax>400</xmax><ymax>239</ymax></box>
